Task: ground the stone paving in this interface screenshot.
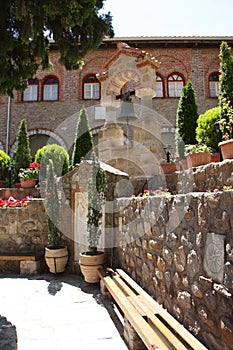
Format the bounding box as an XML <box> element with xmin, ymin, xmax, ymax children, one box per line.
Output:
<box><xmin>0</xmin><ymin>274</ymin><xmax>129</xmax><ymax>350</ymax></box>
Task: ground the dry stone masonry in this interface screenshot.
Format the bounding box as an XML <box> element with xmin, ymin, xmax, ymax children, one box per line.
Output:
<box><xmin>113</xmin><ymin>190</ymin><xmax>233</xmax><ymax>350</ymax></box>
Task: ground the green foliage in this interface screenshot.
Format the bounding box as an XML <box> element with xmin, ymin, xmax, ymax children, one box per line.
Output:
<box><xmin>218</xmin><ymin>42</ymin><xmax>233</xmax><ymax>140</ymax></box>
<box><xmin>184</xmin><ymin>143</ymin><xmax>212</xmax><ymax>155</ymax></box>
<box><xmin>219</xmin><ymin>42</ymin><xmax>233</xmax><ymax>110</ymax></box>
<box><xmin>0</xmin><ymin>0</ymin><xmax>114</xmax><ymax>97</ymax></box>
<box><xmin>45</xmin><ymin>159</ymin><xmax>62</xmax><ymax>247</ymax></box>
<box><xmin>13</xmin><ymin>119</ymin><xmax>32</xmax><ymax>182</ymax></box>
<box><xmin>72</xmin><ymin>108</ymin><xmax>94</xmax><ymax>166</ymax></box>
<box><xmin>0</xmin><ymin>150</ymin><xmax>11</xmax><ymax>180</ymax></box>
<box><xmin>35</xmin><ymin>144</ymin><xmax>69</xmax><ymax>179</ymax></box>
<box><xmin>87</xmin><ymin>152</ymin><xmax>107</xmax><ymax>255</ymax></box>
<box><xmin>219</xmin><ymin>99</ymin><xmax>233</xmax><ymax>140</ymax></box>
<box><xmin>176</xmin><ymin>80</ymin><xmax>199</xmax><ymax>158</ymax></box>
<box><xmin>196</xmin><ymin>107</ymin><xmax>220</xmax><ymax>152</ymax></box>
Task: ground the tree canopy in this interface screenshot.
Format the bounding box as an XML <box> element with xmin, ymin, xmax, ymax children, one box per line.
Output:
<box><xmin>0</xmin><ymin>0</ymin><xmax>114</xmax><ymax>97</ymax></box>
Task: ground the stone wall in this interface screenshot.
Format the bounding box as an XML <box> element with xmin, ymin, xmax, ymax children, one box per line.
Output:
<box><xmin>0</xmin><ymin>199</ymin><xmax>48</xmax><ymax>273</ymax></box>
<box><xmin>113</xmin><ymin>191</ymin><xmax>233</xmax><ymax>350</ymax></box>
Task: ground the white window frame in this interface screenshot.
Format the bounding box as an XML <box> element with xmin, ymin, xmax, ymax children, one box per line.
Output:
<box><xmin>84</xmin><ymin>82</ymin><xmax>100</xmax><ymax>100</ymax></box>
<box><xmin>43</xmin><ymin>77</ymin><xmax>59</xmax><ymax>101</ymax></box>
<box><xmin>168</xmin><ymin>74</ymin><xmax>184</xmax><ymax>97</ymax></box>
<box><xmin>23</xmin><ymin>79</ymin><xmax>38</xmax><ymax>101</ymax></box>
<box><xmin>155</xmin><ymin>76</ymin><xmax>163</xmax><ymax>97</ymax></box>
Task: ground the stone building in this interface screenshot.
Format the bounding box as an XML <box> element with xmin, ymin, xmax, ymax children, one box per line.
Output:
<box><xmin>0</xmin><ymin>36</ymin><xmax>232</xmax><ymax>177</ymax></box>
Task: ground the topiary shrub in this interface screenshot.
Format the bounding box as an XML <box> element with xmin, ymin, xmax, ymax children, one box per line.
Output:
<box><xmin>0</xmin><ymin>150</ymin><xmax>11</xmax><ymax>180</ymax></box>
<box><xmin>72</xmin><ymin>107</ymin><xmax>94</xmax><ymax>167</ymax></box>
<box><xmin>13</xmin><ymin>118</ymin><xmax>32</xmax><ymax>182</ymax></box>
<box><xmin>196</xmin><ymin>107</ymin><xmax>220</xmax><ymax>152</ymax></box>
<box><xmin>35</xmin><ymin>144</ymin><xmax>69</xmax><ymax>180</ymax></box>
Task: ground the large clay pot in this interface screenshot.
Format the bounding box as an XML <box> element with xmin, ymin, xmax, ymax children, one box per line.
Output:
<box><xmin>79</xmin><ymin>251</ymin><xmax>105</xmax><ymax>283</ymax></box>
<box><xmin>219</xmin><ymin>140</ymin><xmax>233</xmax><ymax>160</ymax></box>
<box><xmin>45</xmin><ymin>246</ymin><xmax>68</xmax><ymax>273</ymax></box>
<box><xmin>160</xmin><ymin>162</ymin><xmax>177</xmax><ymax>174</ymax></box>
<box><xmin>186</xmin><ymin>152</ymin><xmax>211</xmax><ymax>167</ymax></box>
<box><xmin>20</xmin><ymin>178</ymin><xmax>37</xmax><ymax>188</ymax></box>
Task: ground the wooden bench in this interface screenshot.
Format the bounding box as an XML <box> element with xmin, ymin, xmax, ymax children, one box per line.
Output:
<box><xmin>98</xmin><ymin>268</ymin><xmax>208</xmax><ymax>350</ymax></box>
<box><xmin>0</xmin><ymin>253</ymin><xmax>42</xmax><ymax>274</ymax></box>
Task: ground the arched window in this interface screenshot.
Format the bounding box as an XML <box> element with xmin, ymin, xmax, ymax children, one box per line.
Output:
<box><xmin>155</xmin><ymin>75</ymin><xmax>164</xmax><ymax>97</ymax></box>
<box><xmin>168</xmin><ymin>73</ymin><xmax>184</xmax><ymax>97</ymax></box>
<box><xmin>209</xmin><ymin>72</ymin><xmax>219</xmax><ymax>97</ymax></box>
<box><xmin>23</xmin><ymin>78</ymin><xmax>39</xmax><ymax>101</ymax></box>
<box><xmin>83</xmin><ymin>75</ymin><xmax>100</xmax><ymax>99</ymax></box>
<box><xmin>42</xmin><ymin>76</ymin><xmax>59</xmax><ymax>101</ymax></box>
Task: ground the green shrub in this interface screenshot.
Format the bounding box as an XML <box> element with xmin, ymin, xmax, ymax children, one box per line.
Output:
<box><xmin>35</xmin><ymin>144</ymin><xmax>69</xmax><ymax>180</ymax></box>
<box><xmin>196</xmin><ymin>107</ymin><xmax>220</xmax><ymax>152</ymax></box>
<box><xmin>0</xmin><ymin>150</ymin><xmax>11</xmax><ymax>180</ymax></box>
<box><xmin>13</xmin><ymin>118</ymin><xmax>32</xmax><ymax>182</ymax></box>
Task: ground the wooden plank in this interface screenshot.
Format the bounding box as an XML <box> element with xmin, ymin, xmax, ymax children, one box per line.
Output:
<box><xmin>116</xmin><ymin>269</ymin><xmax>208</xmax><ymax>350</ymax></box>
<box><xmin>128</xmin><ymin>295</ymin><xmax>188</xmax><ymax>350</ymax></box>
<box><xmin>0</xmin><ymin>255</ymin><xmax>38</xmax><ymax>261</ymax></box>
<box><xmin>99</xmin><ymin>273</ymin><xmax>170</xmax><ymax>350</ymax></box>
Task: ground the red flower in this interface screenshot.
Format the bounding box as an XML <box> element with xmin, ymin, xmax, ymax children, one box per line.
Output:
<box><xmin>29</xmin><ymin>162</ymin><xmax>41</xmax><ymax>169</ymax></box>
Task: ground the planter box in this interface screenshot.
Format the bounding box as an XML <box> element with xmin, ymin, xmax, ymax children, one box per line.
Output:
<box><xmin>186</xmin><ymin>152</ymin><xmax>211</xmax><ymax>167</ymax></box>
<box><xmin>160</xmin><ymin>162</ymin><xmax>177</xmax><ymax>174</ymax></box>
<box><xmin>219</xmin><ymin>140</ymin><xmax>233</xmax><ymax>160</ymax></box>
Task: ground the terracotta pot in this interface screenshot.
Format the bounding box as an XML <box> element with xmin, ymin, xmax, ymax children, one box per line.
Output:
<box><xmin>0</xmin><ymin>180</ymin><xmax>6</xmax><ymax>188</ymax></box>
<box><xmin>160</xmin><ymin>162</ymin><xmax>177</xmax><ymax>174</ymax></box>
<box><xmin>45</xmin><ymin>246</ymin><xmax>68</xmax><ymax>273</ymax></box>
<box><xmin>179</xmin><ymin>159</ymin><xmax>188</xmax><ymax>170</ymax></box>
<box><xmin>20</xmin><ymin>178</ymin><xmax>37</xmax><ymax>188</ymax></box>
<box><xmin>186</xmin><ymin>152</ymin><xmax>211</xmax><ymax>167</ymax></box>
<box><xmin>218</xmin><ymin>140</ymin><xmax>233</xmax><ymax>160</ymax></box>
<box><xmin>211</xmin><ymin>153</ymin><xmax>220</xmax><ymax>163</ymax></box>
<box><xmin>79</xmin><ymin>252</ymin><xmax>105</xmax><ymax>283</ymax></box>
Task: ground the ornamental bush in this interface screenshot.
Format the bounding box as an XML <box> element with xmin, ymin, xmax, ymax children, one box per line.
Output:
<box><xmin>35</xmin><ymin>144</ymin><xmax>69</xmax><ymax>180</ymax></box>
<box><xmin>196</xmin><ymin>107</ymin><xmax>220</xmax><ymax>152</ymax></box>
<box><xmin>0</xmin><ymin>150</ymin><xmax>11</xmax><ymax>180</ymax></box>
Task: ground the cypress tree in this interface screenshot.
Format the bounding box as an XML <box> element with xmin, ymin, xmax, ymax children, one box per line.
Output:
<box><xmin>219</xmin><ymin>41</ymin><xmax>233</xmax><ymax>114</ymax></box>
<box><xmin>175</xmin><ymin>80</ymin><xmax>199</xmax><ymax>158</ymax></box>
<box><xmin>72</xmin><ymin>108</ymin><xmax>94</xmax><ymax>166</ymax></box>
<box><xmin>14</xmin><ymin>118</ymin><xmax>32</xmax><ymax>181</ymax></box>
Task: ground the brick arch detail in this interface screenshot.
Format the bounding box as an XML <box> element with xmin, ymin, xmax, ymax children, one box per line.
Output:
<box><xmin>105</xmin><ymin>69</ymin><xmax>141</xmax><ymax>96</ymax></box>
<box><xmin>10</xmin><ymin>129</ymin><xmax>68</xmax><ymax>158</ymax></box>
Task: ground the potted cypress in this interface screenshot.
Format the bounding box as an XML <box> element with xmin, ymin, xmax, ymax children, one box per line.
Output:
<box><xmin>44</xmin><ymin>159</ymin><xmax>68</xmax><ymax>273</ymax></box>
<box><xmin>79</xmin><ymin>152</ymin><xmax>107</xmax><ymax>283</ymax></box>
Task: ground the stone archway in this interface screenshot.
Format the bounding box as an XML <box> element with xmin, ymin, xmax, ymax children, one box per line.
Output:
<box><xmin>10</xmin><ymin>129</ymin><xmax>68</xmax><ymax>159</ymax></box>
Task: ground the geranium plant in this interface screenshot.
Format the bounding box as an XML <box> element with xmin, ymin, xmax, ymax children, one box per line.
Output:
<box><xmin>0</xmin><ymin>196</ymin><xmax>31</xmax><ymax>208</ymax></box>
<box><xmin>135</xmin><ymin>188</ymin><xmax>171</xmax><ymax>197</ymax></box>
<box><xmin>18</xmin><ymin>162</ymin><xmax>41</xmax><ymax>180</ymax></box>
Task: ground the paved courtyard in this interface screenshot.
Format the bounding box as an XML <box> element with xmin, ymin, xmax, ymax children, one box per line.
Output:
<box><xmin>0</xmin><ymin>273</ymin><xmax>129</xmax><ymax>350</ymax></box>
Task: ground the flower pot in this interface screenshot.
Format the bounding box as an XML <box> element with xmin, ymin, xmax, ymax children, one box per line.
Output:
<box><xmin>179</xmin><ymin>159</ymin><xmax>188</xmax><ymax>170</ymax></box>
<box><xmin>45</xmin><ymin>246</ymin><xmax>68</xmax><ymax>273</ymax></box>
<box><xmin>20</xmin><ymin>178</ymin><xmax>37</xmax><ymax>188</ymax></box>
<box><xmin>210</xmin><ymin>153</ymin><xmax>220</xmax><ymax>163</ymax></box>
<box><xmin>186</xmin><ymin>152</ymin><xmax>211</xmax><ymax>167</ymax></box>
<box><xmin>0</xmin><ymin>180</ymin><xmax>6</xmax><ymax>188</ymax></box>
<box><xmin>218</xmin><ymin>140</ymin><xmax>233</xmax><ymax>160</ymax></box>
<box><xmin>79</xmin><ymin>251</ymin><xmax>105</xmax><ymax>283</ymax></box>
<box><xmin>160</xmin><ymin>162</ymin><xmax>177</xmax><ymax>174</ymax></box>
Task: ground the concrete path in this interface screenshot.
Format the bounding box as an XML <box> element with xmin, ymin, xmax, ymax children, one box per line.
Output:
<box><xmin>0</xmin><ymin>274</ymin><xmax>129</xmax><ymax>350</ymax></box>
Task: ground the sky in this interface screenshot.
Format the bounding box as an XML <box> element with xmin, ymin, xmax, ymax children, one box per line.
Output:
<box><xmin>103</xmin><ymin>0</ymin><xmax>233</xmax><ymax>37</ymax></box>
